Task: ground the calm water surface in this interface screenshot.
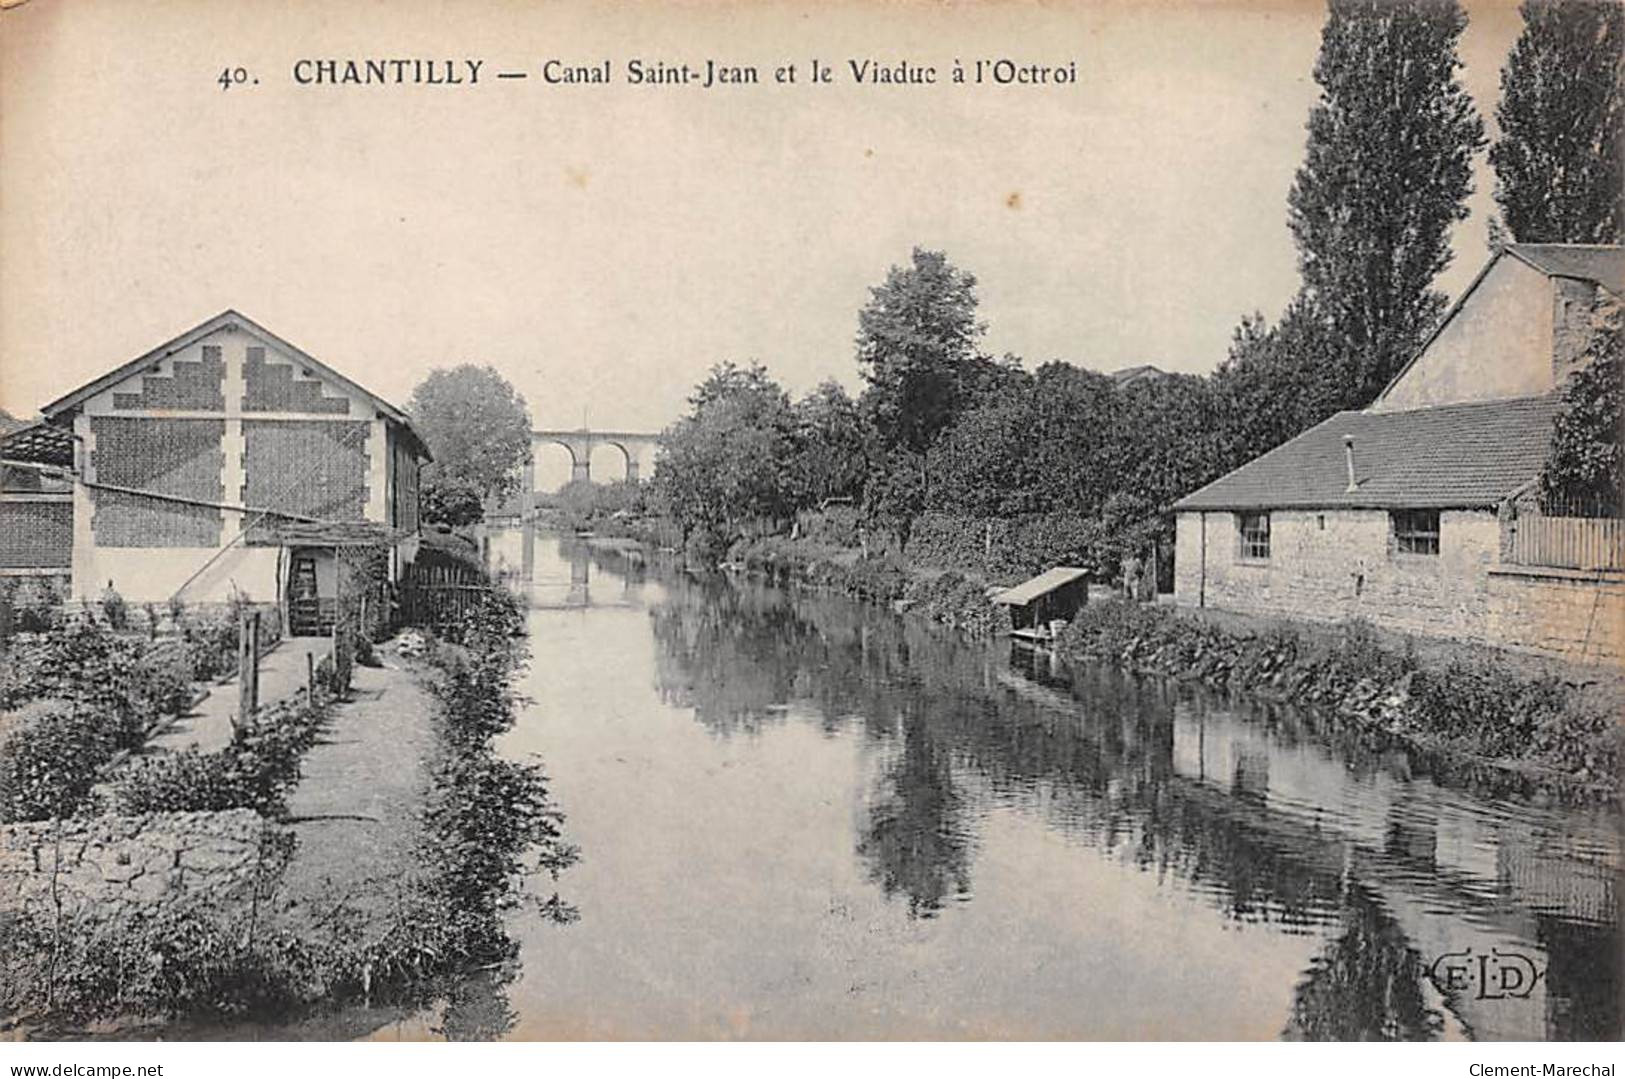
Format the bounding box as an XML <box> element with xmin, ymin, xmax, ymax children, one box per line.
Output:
<box><xmin>374</xmin><ymin>534</ymin><xmax>1620</xmax><ymax>1041</ymax></box>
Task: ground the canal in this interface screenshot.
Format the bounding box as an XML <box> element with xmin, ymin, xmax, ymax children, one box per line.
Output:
<box><xmin>385</xmin><ymin>533</ymin><xmax>1621</xmax><ymax>1041</ymax></box>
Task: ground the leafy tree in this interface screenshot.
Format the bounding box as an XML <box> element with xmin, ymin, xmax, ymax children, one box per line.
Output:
<box><xmin>924</xmin><ymin>369</ymin><xmax>1043</xmax><ymax>518</ymax></box>
<box><xmin>856</xmin><ymin>248</ymin><xmax>988</xmax><ymax>457</ymax></box>
<box><xmin>653</xmin><ymin>363</ymin><xmax>798</xmax><ymax>546</ymax></box>
<box><xmin>1117</xmin><ymin>372</ymin><xmax>1228</xmax><ymax>514</ymax></box>
<box><xmin>788</xmin><ymin>380</ymin><xmax>873</xmax><ymax>508</ymax></box>
<box><xmin>409</xmin><ymin>365</ymin><xmax>532</xmax><ymax>527</ymax></box>
<box><xmin>1490</xmin><ymin>0</ymin><xmax>1625</xmax><ymax>244</ymax></box>
<box><xmin>864</xmin><ymin>447</ymin><xmax>929</xmax><ymax>545</ymax></box>
<box><xmin>1288</xmin><ymin>0</ymin><xmax>1485</xmax><ymax>407</ymax></box>
<box><xmin>1211</xmin><ymin>298</ymin><xmax>1349</xmax><ymax>468</ymax></box>
<box><xmin>1540</xmin><ymin>297</ymin><xmax>1622</xmax><ymax>514</ymax></box>
<box><xmin>420</xmin><ymin>479</ymin><xmax>487</xmax><ymax>528</ymax></box>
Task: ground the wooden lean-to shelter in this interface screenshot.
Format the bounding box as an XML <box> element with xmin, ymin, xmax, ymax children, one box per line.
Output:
<box><xmin>992</xmin><ymin>566</ymin><xmax>1090</xmax><ymax>642</ymax></box>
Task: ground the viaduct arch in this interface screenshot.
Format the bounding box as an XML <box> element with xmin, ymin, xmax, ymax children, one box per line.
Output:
<box><xmin>527</xmin><ymin>427</ymin><xmax>661</xmax><ymax>490</ymax></box>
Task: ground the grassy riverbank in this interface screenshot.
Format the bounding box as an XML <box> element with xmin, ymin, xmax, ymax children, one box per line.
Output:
<box><xmin>1058</xmin><ymin>601</ymin><xmax>1623</xmax><ymax>801</ymax></box>
<box><xmin>736</xmin><ymin>534</ymin><xmax>1009</xmax><ymax>636</ymax></box>
<box><xmin>715</xmin><ymin>530</ymin><xmax>1623</xmax><ymax>801</ymax></box>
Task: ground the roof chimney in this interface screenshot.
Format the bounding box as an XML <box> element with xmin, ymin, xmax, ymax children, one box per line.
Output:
<box><xmin>1343</xmin><ymin>434</ymin><xmax>1359</xmax><ymax>493</ymax></box>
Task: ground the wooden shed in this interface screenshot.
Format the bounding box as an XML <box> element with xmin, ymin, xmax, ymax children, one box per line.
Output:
<box><xmin>992</xmin><ymin>566</ymin><xmax>1090</xmax><ymax>641</ymax></box>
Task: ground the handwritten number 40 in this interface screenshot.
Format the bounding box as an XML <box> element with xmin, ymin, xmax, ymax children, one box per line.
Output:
<box><xmin>218</xmin><ymin>68</ymin><xmax>256</xmax><ymax>90</ymax></box>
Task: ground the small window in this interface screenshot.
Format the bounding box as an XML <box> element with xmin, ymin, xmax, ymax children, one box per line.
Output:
<box><xmin>1392</xmin><ymin>509</ymin><xmax>1440</xmax><ymax>556</ymax></box>
<box><xmin>1238</xmin><ymin>512</ymin><xmax>1271</xmax><ymax>560</ymax></box>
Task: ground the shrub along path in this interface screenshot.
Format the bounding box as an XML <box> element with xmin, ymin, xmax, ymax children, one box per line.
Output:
<box><xmin>146</xmin><ymin>637</ymin><xmax>332</xmax><ymax>756</ymax></box>
<box><xmin>275</xmin><ymin>656</ymin><xmax>437</xmax><ymax>928</ymax></box>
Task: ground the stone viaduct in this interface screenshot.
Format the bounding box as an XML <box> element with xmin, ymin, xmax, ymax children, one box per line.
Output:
<box><xmin>527</xmin><ymin>428</ymin><xmax>661</xmax><ymax>488</ymax></box>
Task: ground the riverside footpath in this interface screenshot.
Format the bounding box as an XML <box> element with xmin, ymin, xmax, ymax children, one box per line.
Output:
<box><xmin>146</xmin><ymin>638</ymin><xmax>333</xmax><ymax>756</ymax></box>
<box><xmin>277</xmin><ymin>654</ymin><xmax>439</xmax><ymax>925</ymax></box>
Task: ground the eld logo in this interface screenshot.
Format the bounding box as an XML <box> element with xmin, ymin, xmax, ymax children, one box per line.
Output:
<box><xmin>1428</xmin><ymin>947</ymin><xmax>1545</xmax><ymax>1000</ymax></box>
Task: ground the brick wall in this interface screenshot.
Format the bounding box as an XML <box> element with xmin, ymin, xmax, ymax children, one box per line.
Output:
<box><xmin>243</xmin><ymin>346</ymin><xmax>351</xmax><ymax>414</ymax></box>
<box><xmin>0</xmin><ymin>810</ymin><xmax>285</xmax><ymax>922</ymax></box>
<box><xmin>89</xmin><ymin>418</ymin><xmax>224</xmax><ymax>547</ymax></box>
<box><xmin>112</xmin><ymin>345</ymin><xmax>225</xmax><ymax>411</ymax></box>
<box><xmin>242</xmin><ymin>420</ymin><xmax>370</xmax><ymax>520</ymax></box>
<box><xmin>1175</xmin><ymin>507</ymin><xmax>1625</xmax><ymax>663</ymax></box>
<box><xmin>0</xmin><ymin>499</ymin><xmax>71</xmax><ymax>568</ymax></box>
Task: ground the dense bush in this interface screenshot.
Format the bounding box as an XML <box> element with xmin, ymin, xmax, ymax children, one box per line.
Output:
<box><xmin>794</xmin><ymin>506</ymin><xmax>864</xmax><ymax>548</ymax></box>
<box><xmin>114</xmin><ymin>692</ymin><xmax>331</xmax><ymax>817</ymax></box>
<box><xmin>0</xmin><ymin>702</ymin><xmax>119</xmax><ymax>823</ymax></box>
<box><xmin>5</xmin><ymin>576</ymin><xmax>65</xmax><ymax>635</ymax></box>
<box><xmin>903</xmin><ymin>510</ymin><xmax>1165</xmax><ymax>585</ymax></box>
<box><xmin>902</xmin><ymin>571</ymin><xmax>1009</xmax><ymax>636</ymax></box>
<box><xmin>1058</xmin><ymin>601</ymin><xmax>1621</xmax><ymax>795</ymax></box>
<box><xmin>0</xmin><ymin>620</ymin><xmax>177</xmax><ymax>743</ymax></box>
<box><xmin>97</xmin><ymin>586</ymin><xmax>130</xmax><ymax>631</ymax></box>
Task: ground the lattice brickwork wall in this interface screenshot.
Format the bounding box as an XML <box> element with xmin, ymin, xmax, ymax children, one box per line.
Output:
<box><xmin>243</xmin><ymin>347</ymin><xmax>352</xmax><ymax>414</ymax></box>
<box><xmin>243</xmin><ymin>420</ymin><xmax>370</xmax><ymax>520</ymax></box>
<box><xmin>0</xmin><ymin>500</ymin><xmax>71</xmax><ymax>568</ymax></box>
<box><xmin>112</xmin><ymin>344</ymin><xmax>226</xmax><ymax>411</ymax></box>
<box><xmin>90</xmin><ymin>418</ymin><xmax>224</xmax><ymax>547</ymax></box>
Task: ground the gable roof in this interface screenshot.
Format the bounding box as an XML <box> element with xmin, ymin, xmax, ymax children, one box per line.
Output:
<box><xmin>1173</xmin><ymin>395</ymin><xmax>1562</xmax><ymax>512</ymax></box>
<box><xmin>40</xmin><ymin>309</ymin><xmax>430</xmax><ymax>460</ymax></box>
<box><xmin>1110</xmin><ymin>364</ymin><xmax>1166</xmax><ymax>386</ymax></box>
<box><xmin>1506</xmin><ymin>243</ymin><xmax>1625</xmax><ymax>295</ymax></box>
<box><xmin>1377</xmin><ymin>244</ymin><xmax>1624</xmax><ymax>405</ymax></box>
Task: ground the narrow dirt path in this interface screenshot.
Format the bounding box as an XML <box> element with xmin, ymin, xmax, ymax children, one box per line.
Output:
<box><xmin>276</xmin><ymin>658</ymin><xmax>438</xmax><ymax>926</ymax></box>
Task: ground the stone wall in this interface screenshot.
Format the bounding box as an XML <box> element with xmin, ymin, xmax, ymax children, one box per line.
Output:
<box><xmin>1485</xmin><ymin>565</ymin><xmax>1625</xmax><ymax>665</ymax></box>
<box><xmin>1551</xmin><ymin>276</ymin><xmax>1601</xmax><ymax>385</ymax></box>
<box><xmin>1175</xmin><ymin>507</ymin><xmax>1625</xmax><ymax>664</ymax></box>
<box><xmin>0</xmin><ymin>809</ymin><xmax>285</xmax><ymax>922</ymax></box>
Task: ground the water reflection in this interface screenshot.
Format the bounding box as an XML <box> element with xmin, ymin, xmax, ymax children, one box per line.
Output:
<box><xmin>856</xmin><ymin>710</ymin><xmax>975</xmax><ymax>918</ymax></box>
<box><xmin>633</xmin><ymin>552</ymin><xmax>1620</xmax><ymax>1040</ymax></box>
<box><xmin>1284</xmin><ymin>885</ymin><xmax>1445</xmax><ymax>1041</ymax></box>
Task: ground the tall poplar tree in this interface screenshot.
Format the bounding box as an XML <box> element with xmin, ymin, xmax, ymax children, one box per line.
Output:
<box><xmin>1490</xmin><ymin>0</ymin><xmax>1625</xmax><ymax>244</ymax></box>
<box><xmin>1287</xmin><ymin>0</ymin><xmax>1485</xmax><ymax>407</ymax></box>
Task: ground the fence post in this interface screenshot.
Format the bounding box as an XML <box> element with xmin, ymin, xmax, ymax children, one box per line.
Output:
<box><xmin>238</xmin><ymin>609</ymin><xmax>260</xmax><ymax>728</ymax></box>
<box><xmin>306</xmin><ymin>650</ymin><xmax>315</xmax><ymax>707</ymax></box>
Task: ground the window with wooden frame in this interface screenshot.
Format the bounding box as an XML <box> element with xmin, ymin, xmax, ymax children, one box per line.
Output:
<box><xmin>1237</xmin><ymin>512</ymin><xmax>1270</xmax><ymax>560</ymax></box>
<box><xmin>1392</xmin><ymin>509</ymin><xmax>1440</xmax><ymax>556</ymax></box>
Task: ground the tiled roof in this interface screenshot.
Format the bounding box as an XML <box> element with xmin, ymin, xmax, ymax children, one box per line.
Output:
<box><xmin>1507</xmin><ymin>244</ymin><xmax>1625</xmax><ymax>294</ymax></box>
<box><xmin>0</xmin><ymin>419</ymin><xmax>74</xmax><ymax>468</ymax></box>
<box><xmin>1173</xmin><ymin>396</ymin><xmax>1562</xmax><ymax>512</ymax></box>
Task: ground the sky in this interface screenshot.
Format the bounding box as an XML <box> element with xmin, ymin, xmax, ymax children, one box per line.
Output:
<box><xmin>0</xmin><ymin>0</ymin><xmax>1523</xmax><ymax>486</ymax></box>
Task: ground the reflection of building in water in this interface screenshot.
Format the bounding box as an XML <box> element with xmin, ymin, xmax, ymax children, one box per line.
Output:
<box><xmin>633</xmin><ymin>567</ymin><xmax>1619</xmax><ymax>1041</ymax></box>
<box><xmin>1165</xmin><ymin>696</ymin><xmax>1616</xmax><ymax>1041</ymax></box>
<box><xmin>567</xmin><ymin>553</ymin><xmax>590</xmax><ymax>607</ymax></box>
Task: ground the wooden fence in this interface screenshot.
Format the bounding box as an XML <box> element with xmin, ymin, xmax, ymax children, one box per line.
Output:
<box><xmin>400</xmin><ymin>561</ymin><xmax>493</xmax><ymax>629</ymax></box>
<box><xmin>1509</xmin><ymin>515</ymin><xmax>1625</xmax><ymax>572</ymax></box>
